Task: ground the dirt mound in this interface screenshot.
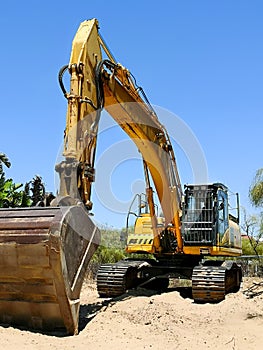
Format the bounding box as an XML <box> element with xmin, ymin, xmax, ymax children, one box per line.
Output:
<box><xmin>0</xmin><ymin>277</ymin><xmax>262</xmax><ymax>349</ymax></box>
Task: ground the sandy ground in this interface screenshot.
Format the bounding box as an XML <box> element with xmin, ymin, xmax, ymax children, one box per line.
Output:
<box><xmin>0</xmin><ymin>277</ymin><xmax>262</xmax><ymax>350</ymax></box>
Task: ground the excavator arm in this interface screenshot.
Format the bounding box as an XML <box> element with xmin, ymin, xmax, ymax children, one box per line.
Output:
<box><xmin>56</xmin><ymin>19</ymin><xmax>103</xmax><ymax>208</ymax></box>
<box><xmin>57</xmin><ymin>19</ymin><xmax>183</xmax><ymax>253</ymax></box>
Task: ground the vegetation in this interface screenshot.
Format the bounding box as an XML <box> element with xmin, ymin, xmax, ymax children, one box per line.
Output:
<box><xmin>92</xmin><ymin>226</ymin><xmax>126</xmax><ymax>264</ymax></box>
<box><xmin>240</xmin><ymin>168</ymin><xmax>263</xmax><ymax>257</ymax></box>
<box><xmin>239</xmin><ymin>169</ymin><xmax>263</xmax><ymax>276</ymax></box>
<box><xmin>0</xmin><ymin>152</ymin><xmax>46</xmax><ymax>208</ymax></box>
<box><xmin>242</xmin><ymin>237</ymin><xmax>263</xmax><ymax>256</ymax></box>
<box><xmin>249</xmin><ymin>168</ymin><xmax>263</xmax><ymax>207</ymax></box>
<box><xmin>87</xmin><ymin>226</ymin><xmax>125</xmax><ymax>278</ymax></box>
<box><xmin>241</xmin><ymin>208</ymin><xmax>263</xmax><ymax>256</ymax></box>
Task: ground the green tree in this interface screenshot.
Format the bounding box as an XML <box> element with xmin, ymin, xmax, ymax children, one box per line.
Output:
<box><xmin>30</xmin><ymin>175</ymin><xmax>45</xmax><ymax>206</ymax></box>
<box><xmin>249</xmin><ymin>168</ymin><xmax>263</xmax><ymax>207</ymax></box>
<box><xmin>0</xmin><ymin>153</ymin><xmax>19</xmax><ymax>207</ymax></box>
<box><xmin>241</xmin><ymin>208</ymin><xmax>263</xmax><ymax>256</ymax></box>
<box><xmin>0</xmin><ymin>153</ymin><xmax>46</xmax><ymax>208</ymax></box>
<box><xmin>20</xmin><ymin>182</ymin><xmax>31</xmax><ymax>207</ymax></box>
<box><xmin>0</xmin><ymin>180</ymin><xmax>24</xmax><ymax>207</ymax></box>
<box><xmin>241</xmin><ymin>169</ymin><xmax>263</xmax><ymax>257</ymax></box>
<box><xmin>0</xmin><ymin>153</ymin><xmax>11</xmax><ymax>173</ymax></box>
<box><xmin>0</xmin><ymin>153</ymin><xmax>11</xmax><ymax>199</ymax></box>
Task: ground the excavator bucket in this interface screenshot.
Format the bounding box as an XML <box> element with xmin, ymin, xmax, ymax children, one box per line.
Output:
<box><xmin>0</xmin><ymin>205</ymin><xmax>100</xmax><ymax>335</ymax></box>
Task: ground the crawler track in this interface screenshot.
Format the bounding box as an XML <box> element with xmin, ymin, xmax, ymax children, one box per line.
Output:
<box><xmin>192</xmin><ymin>261</ymin><xmax>242</xmax><ymax>303</ymax></box>
<box><xmin>97</xmin><ymin>260</ymin><xmax>145</xmax><ymax>297</ymax></box>
<box><xmin>192</xmin><ymin>265</ymin><xmax>226</xmax><ymax>302</ymax></box>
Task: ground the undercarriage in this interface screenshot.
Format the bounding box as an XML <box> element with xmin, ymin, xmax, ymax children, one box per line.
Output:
<box><xmin>97</xmin><ymin>257</ymin><xmax>242</xmax><ymax>303</ymax></box>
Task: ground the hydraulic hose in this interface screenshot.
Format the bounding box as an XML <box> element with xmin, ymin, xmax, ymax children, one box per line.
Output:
<box><xmin>58</xmin><ymin>64</ymin><xmax>69</xmax><ymax>97</ymax></box>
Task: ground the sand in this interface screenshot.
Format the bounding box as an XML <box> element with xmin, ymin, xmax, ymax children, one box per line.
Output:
<box><xmin>0</xmin><ymin>277</ymin><xmax>262</xmax><ymax>350</ymax></box>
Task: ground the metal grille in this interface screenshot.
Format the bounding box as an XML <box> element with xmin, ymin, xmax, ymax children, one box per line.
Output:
<box><xmin>183</xmin><ymin>189</ymin><xmax>214</xmax><ymax>245</ymax></box>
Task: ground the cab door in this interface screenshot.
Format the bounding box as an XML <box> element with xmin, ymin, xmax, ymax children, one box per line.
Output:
<box><xmin>217</xmin><ymin>190</ymin><xmax>229</xmax><ymax>244</ymax></box>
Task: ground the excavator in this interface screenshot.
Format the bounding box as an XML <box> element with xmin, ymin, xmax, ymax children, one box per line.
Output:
<box><xmin>0</xmin><ymin>19</ymin><xmax>242</xmax><ymax>335</ymax></box>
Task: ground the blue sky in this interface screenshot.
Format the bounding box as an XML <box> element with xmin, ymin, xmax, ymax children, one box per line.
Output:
<box><xmin>1</xmin><ymin>1</ymin><xmax>262</xmax><ymax>228</ymax></box>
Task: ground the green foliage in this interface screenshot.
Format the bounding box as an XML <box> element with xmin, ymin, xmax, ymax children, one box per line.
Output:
<box><xmin>30</xmin><ymin>175</ymin><xmax>45</xmax><ymax>206</ymax></box>
<box><xmin>0</xmin><ymin>153</ymin><xmax>11</xmax><ymax>201</ymax></box>
<box><xmin>0</xmin><ymin>152</ymin><xmax>46</xmax><ymax>208</ymax></box>
<box><xmin>245</xmin><ymin>169</ymin><xmax>263</xmax><ymax>255</ymax></box>
<box><xmin>0</xmin><ymin>179</ymin><xmax>24</xmax><ymax>207</ymax></box>
<box><xmin>258</xmin><ymin>244</ymin><xmax>263</xmax><ymax>255</ymax></box>
<box><xmin>91</xmin><ymin>226</ymin><xmax>125</xmax><ymax>264</ymax></box>
<box><xmin>100</xmin><ymin>226</ymin><xmax>124</xmax><ymax>248</ymax></box>
<box><xmin>0</xmin><ymin>153</ymin><xmax>11</xmax><ymax>173</ymax></box>
<box><xmin>92</xmin><ymin>245</ymin><xmax>125</xmax><ymax>264</ymax></box>
<box><xmin>20</xmin><ymin>182</ymin><xmax>31</xmax><ymax>207</ymax></box>
<box><xmin>242</xmin><ymin>238</ymin><xmax>256</xmax><ymax>255</ymax></box>
<box><xmin>242</xmin><ymin>238</ymin><xmax>263</xmax><ymax>256</ymax></box>
<box><xmin>241</xmin><ymin>207</ymin><xmax>263</xmax><ymax>256</ymax></box>
<box><xmin>249</xmin><ymin>168</ymin><xmax>263</xmax><ymax>207</ymax></box>
<box><xmin>0</xmin><ymin>153</ymin><xmax>26</xmax><ymax>207</ymax></box>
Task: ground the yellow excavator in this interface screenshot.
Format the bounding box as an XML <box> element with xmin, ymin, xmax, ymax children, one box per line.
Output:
<box><xmin>0</xmin><ymin>19</ymin><xmax>242</xmax><ymax>335</ymax></box>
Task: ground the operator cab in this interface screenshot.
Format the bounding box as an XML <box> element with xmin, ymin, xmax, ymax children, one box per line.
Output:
<box><xmin>181</xmin><ymin>183</ymin><xmax>241</xmax><ymax>250</ymax></box>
